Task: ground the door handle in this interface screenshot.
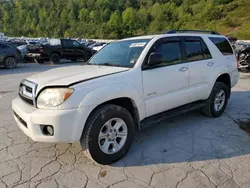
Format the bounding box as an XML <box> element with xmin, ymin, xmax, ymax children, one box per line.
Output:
<box><xmin>207</xmin><ymin>62</ymin><xmax>214</xmax><ymax>66</ymax></box>
<box><xmin>179</xmin><ymin>67</ymin><xmax>188</xmax><ymax>72</ymax></box>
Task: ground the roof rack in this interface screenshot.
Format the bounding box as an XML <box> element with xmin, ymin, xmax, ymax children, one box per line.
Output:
<box><xmin>166</xmin><ymin>30</ymin><xmax>220</xmax><ymax>35</ymax></box>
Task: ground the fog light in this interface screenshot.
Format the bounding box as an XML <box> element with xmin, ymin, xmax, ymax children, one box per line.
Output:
<box><xmin>46</xmin><ymin>126</ymin><xmax>54</xmax><ymax>136</ymax></box>
<box><xmin>41</xmin><ymin>125</ymin><xmax>54</xmax><ymax>136</ymax></box>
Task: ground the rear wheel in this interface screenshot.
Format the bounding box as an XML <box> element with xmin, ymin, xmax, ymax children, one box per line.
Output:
<box><xmin>4</xmin><ymin>57</ymin><xmax>17</xmax><ymax>69</ymax></box>
<box><xmin>50</xmin><ymin>53</ymin><xmax>60</xmax><ymax>64</ymax></box>
<box><xmin>80</xmin><ymin>104</ymin><xmax>135</xmax><ymax>165</ymax></box>
<box><xmin>202</xmin><ymin>82</ymin><xmax>229</xmax><ymax>117</ymax></box>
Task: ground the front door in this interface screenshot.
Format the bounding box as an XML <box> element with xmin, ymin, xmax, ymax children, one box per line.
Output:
<box><xmin>62</xmin><ymin>40</ymin><xmax>80</xmax><ymax>58</ymax></box>
<box><xmin>142</xmin><ymin>37</ymin><xmax>190</xmax><ymax>117</ymax></box>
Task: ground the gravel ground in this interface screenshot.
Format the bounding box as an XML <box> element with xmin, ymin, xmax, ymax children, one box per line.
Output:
<box><xmin>0</xmin><ymin>63</ymin><xmax>250</xmax><ymax>188</ymax></box>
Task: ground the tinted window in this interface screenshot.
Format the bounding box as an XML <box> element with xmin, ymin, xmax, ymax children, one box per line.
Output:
<box><xmin>66</xmin><ymin>40</ymin><xmax>74</xmax><ymax>47</ymax></box>
<box><xmin>155</xmin><ymin>41</ymin><xmax>182</xmax><ymax>65</ymax></box>
<box><xmin>72</xmin><ymin>41</ymin><xmax>80</xmax><ymax>47</ymax></box>
<box><xmin>185</xmin><ymin>41</ymin><xmax>204</xmax><ymax>61</ymax></box>
<box><xmin>201</xmin><ymin>40</ymin><xmax>212</xmax><ymax>59</ymax></box>
<box><xmin>0</xmin><ymin>43</ymin><xmax>10</xmax><ymax>49</ymax></box>
<box><xmin>209</xmin><ymin>37</ymin><xmax>233</xmax><ymax>55</ymax></box>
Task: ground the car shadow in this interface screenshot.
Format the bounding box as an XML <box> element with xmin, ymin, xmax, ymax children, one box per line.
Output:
<box><xmin>0</xmin><ymin>61</ymin><xmax>84</xmax><ymax>75</ymax></box>
<box><xmin>110</xmin><ymin>90</ymin><xmax>250</xmax><ymax>167</ymax></box>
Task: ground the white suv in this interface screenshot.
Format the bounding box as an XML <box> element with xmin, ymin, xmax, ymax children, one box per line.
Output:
<box><xmin>12</xmin><ymin>30</ymin><xmax>239</xmax><ymax>164</ymax></box>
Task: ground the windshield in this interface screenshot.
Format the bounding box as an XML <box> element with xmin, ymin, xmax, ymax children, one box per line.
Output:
<box><xmin>88</xmin><ymin>39</ymin><xmax>150</xmax><ymax>68</ymax></box>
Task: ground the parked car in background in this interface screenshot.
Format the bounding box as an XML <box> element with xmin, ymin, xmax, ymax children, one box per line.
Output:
<box><xmin>17</xmin><ymin>45</ymin><xmax>28</xmax><ymax>60</ymax></box>
<box><xmin>88</xmin><ymin>42</ymin><xmax>106</xmax><ymax>49</ymax></box>
<box><xmin>85</xmin><ymin>40</ymin><xmax>96</xmax><ymax>47</ymax></box>
<box><xmin>237</xmin><ymin>45</ymin><xmax>250</xmax><ymax>72</ymax></box>
<box><xmin>91</xmin><ymin>43</ymin><xmax>108</xmax><ymax>51</ymax></box>
<box><xmin>28</xmin><ymin>39</ymin><xmax>94</xmax><ymax>64</ymax></box>
<box><xmin>0</xmin><ymin>42</ymin><xmax>21</xmax><ymax>68</ymax></box>
<box><xmin>26</xmin><ymin>41</ymin><xmax>41</xmax><ymax>53</ymax></box>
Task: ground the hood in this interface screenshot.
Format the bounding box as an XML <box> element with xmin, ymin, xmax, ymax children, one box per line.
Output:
<box><xmin>27</xmin><ymin>65</ymin><xmax>129</xmax><ymax>91</ymax></box>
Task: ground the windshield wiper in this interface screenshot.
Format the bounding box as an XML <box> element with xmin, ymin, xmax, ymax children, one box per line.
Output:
<box><xmin>94</xmin><ymin>63</ymin><xmax>121</xmax><ymax>67</ymax></box>
<box><xmin>104</xmin><ymin>63</ymin><xmax>120</xmax><ymax>67</ymax></box>
<box><xmin>81</xmin><ymin>62</ymin><xmax>92</xmax><ymax>66</ymax></box>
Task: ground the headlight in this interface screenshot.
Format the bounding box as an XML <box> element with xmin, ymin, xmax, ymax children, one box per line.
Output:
<box><xmin>37</xmin><ymin>88</ymin><xmax>74</xmax><ymax>108</ymax></box>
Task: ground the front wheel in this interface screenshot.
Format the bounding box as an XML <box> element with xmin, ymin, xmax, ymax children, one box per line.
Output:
<box><xmin>202</xmin><ymin>82</ymin><xmax>229</xmax><ymax>118</ymax></box>
<box><xmin>4</xmin><ymin>57</ymin><xmax>17</xmax><ymax>69</ymax></box>
<box><xmin>80</xmin><ymin>104</ymin><xmax>135</xmax><ymax>165</ymax></box>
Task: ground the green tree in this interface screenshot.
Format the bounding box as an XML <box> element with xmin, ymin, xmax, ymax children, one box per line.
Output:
<box><xmin>0</xmin><ymin>0</ymin><xmax>249</xmax><ymax>39</ymax></box>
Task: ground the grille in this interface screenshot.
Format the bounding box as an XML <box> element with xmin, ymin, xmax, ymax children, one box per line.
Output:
<box><xmin>26</xmin><ymin>86</ymin><xmax>33</xmax><ymax>93</ymax></box>
<box><xmin>19</xmin><ymin>80</ymin><xmax>37</xmax><ymax>107</ymax></box>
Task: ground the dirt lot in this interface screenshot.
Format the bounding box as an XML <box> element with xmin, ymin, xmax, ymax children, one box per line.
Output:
<box><xmin>0</xmin><ymin>63</ymin><xmax>250</xmax><ymax>188</ymax></box>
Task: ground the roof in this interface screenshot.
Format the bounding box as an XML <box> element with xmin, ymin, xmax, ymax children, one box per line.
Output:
<box><xmin>122</xmin><ymin>32</ymin><xmax>226</xmax><ymax>41</ymax></box>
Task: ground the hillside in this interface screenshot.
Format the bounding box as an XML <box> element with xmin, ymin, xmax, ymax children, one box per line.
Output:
<box><xmin>0</xmin><ymin>0</ymin><xmax>249</xmax><ymax>39</ymax></box>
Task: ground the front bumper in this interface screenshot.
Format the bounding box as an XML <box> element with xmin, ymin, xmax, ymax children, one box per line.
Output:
<box><xmin>12</xmin><ymin>97</ymin><xmax>81</xmax><ymax>143</ymax></box>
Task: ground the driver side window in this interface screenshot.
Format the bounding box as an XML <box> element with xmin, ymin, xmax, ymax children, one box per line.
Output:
<box><xmin>155</xmin><ymin>41</ymin><xmax>183</xmax><ymax>66</ymax></box>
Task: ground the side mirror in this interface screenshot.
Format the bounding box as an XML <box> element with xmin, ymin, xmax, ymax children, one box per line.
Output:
<box><xmin>148</xmin><ymin>52</ymin><xmax>163</xmax><ymax>66</ymax></box>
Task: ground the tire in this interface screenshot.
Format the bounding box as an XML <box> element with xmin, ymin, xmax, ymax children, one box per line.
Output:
<box><xmin>80</xmin><ymin>104</ymin><xmax>135</xmax><ymax>165</ymax></box>
<box><xmin>50</xmin><ymin>53</ymin><xmax>60</xmax><ymax>64</ymax></box>
<box><xmin>202</xmin><ymin>82</ymin><xmax>229</xmax><ymax>118</ymax></box>
<box><xmin>70</xmin><ymin>58</ymin><xmax>77</xmax><ymax>61</ymax></box>
<box><xmin>4</xmin><ymin>57</ymin><xmax>17</xmax><ymax>69</ymax></box>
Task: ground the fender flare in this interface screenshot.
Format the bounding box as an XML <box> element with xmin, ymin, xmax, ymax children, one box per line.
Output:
<box><xmin>71</xmin><ymin>84</ymin><xmax>145</xmax><ymax>141</ymax></box>
<box><xmin>208</xmin><ymin>65</ymin><xmax>231</xmax><ymax>97</ymax></box>
<box><xmin>79</xmin><ymin>84</ymin><xmax>145</xmax><ymax>117</ymax></box>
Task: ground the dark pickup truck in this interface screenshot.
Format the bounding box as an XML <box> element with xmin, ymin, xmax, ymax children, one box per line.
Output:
<box><xmin>29</xmin><ymin>39</ymin><xmax>94</xmax><ymax>64</ymax></box>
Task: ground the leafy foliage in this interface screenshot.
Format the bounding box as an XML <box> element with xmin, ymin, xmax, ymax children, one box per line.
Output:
<box><xmin>0</xmin><ymin>0</ymin><xmax>249</xmax><ymax>39</ymax></box>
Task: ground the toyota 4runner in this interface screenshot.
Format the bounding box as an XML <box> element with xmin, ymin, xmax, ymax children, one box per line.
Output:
<box><xmin>12</xmin><ymin>30</ymin><xmax>239</xmax><ymax>164</ymax></box>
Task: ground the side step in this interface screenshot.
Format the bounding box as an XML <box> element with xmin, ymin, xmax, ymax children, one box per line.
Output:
<box><xmin>140</xmin><ymin>101</ymin><xmax>207</xmax><ymax>129</ymax></box>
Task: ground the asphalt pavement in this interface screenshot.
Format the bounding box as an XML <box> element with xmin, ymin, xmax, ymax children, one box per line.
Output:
<box><xmin>1</xmin><ymin>63</ymin><xmax>250</xmax><ymax>188</ymax></box>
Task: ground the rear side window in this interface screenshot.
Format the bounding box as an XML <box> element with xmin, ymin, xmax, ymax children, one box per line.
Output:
<box><xmin>185</xmin><ymin>41</ymin><xmax>204</xmax><ymax>61</ymax></box>
<box><xmin>201</xmin><ymin>40</ymin><xmax>212</xmax><ymax>59</ymax></box>
<box><xmin>183</xmin><ymin>37</ymin><xmax>212</xmax><ymax>62</ymax></box>
<box><xmin>209</xmin><ymin>37</ymin><xmax>233</xmax><ymax>55</ymax></box>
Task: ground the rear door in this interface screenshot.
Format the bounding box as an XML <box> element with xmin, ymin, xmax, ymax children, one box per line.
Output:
<box><xmin>209</xmin><ymin>37</ymin><xmax>236</xmax><ymax>70</ymax></box>
<box><xmin>181</xmin><ymin>36</ymin><xmax>214</xmax><ymax>101</ymax></box>
<box><xmin>208</xmin><ymin>37</ymin><xmax>238</xmax><ymax>87</ymax></box>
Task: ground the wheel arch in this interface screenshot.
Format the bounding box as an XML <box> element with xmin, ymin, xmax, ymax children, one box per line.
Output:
<box><xmin>84</xmin><ymin>97</ymin><xmax>140</xmax><ymax>132</ymax></box>
<box><xmin>50</xmin><ymin>51</ymin><xmax>61</xmax><ymax>57</ymax></box>
<box><xmin>4</xmin><ymin>55</ymin><xmax>17</xmax><ymax>62</ymax></box>
<box><xmin>215</xmin><ymin>73</ymin><xmax>231</xmax><ymax>98</ymax></box>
